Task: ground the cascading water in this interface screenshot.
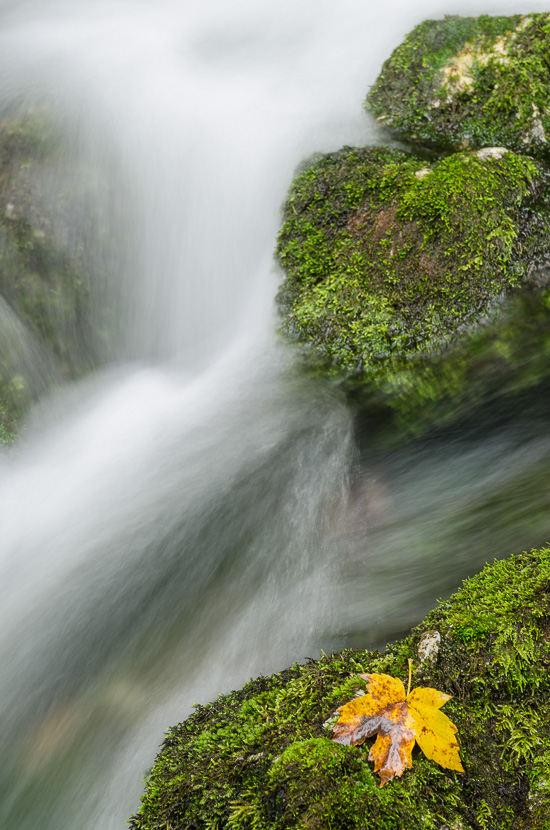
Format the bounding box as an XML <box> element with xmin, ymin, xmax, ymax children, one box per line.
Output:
<box><xmin>1</xmin><ymin>0</ymin><xmax>550</xmax><ymax>828</ymax></box>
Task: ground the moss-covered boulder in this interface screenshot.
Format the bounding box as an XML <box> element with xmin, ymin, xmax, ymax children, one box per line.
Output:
<box><xmin>276</xmin><ymin>144</ymin><xmax>550</xmax><ymax>401</ymax></box>
<box><xmin>367</xmin><ymin>14</ymin><xmax>550</xmax><ymax>158</ymax></box>
<box><xmin>361</xmin><ymin>285</ymin><xmax>550</xmax><ymax>437</ymax></box>
<box><xmin>129</xmin><ymin>545</ymin><xmax>550</xmax><ymax>829</ymax></box>
<box><xmin>0</xmin><ymin>110</ymin><xmax>124</xmax><ymax>441</ymax></box>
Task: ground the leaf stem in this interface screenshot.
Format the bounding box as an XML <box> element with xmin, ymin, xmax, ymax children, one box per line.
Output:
<box><xmin>407</xmin><ymin>658</ymin><xmax>413</xmax><ymax>697</ymax></box>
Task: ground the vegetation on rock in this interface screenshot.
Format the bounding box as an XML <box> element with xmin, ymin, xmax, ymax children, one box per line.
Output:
<box><xmin>276</xmin><ymin>143</ymin><xmax>550</xmax><ymax>401</ymax></box>
<box><xmin>129</xmin><ymin>545</ymin><xmax>550</xmax><ymax>829</ymax></box>
<box><xmin>364</xmin><ymin>284</ymin><xmax>550</xmax><ymax>437</ymax></box>
<box><xmin>367</xmin><ymin>13</ymin><xmax>550</xmax><ymax>158</ymax></box>
<box><xmin>129</xmin><ymin>13</ymin><xmax>550</xmax><ymax>828</ymax></box>
<box><xmin>0</xmin><ymin>109</ymin><xmax>126</xmax><ymax>442</ymax></box>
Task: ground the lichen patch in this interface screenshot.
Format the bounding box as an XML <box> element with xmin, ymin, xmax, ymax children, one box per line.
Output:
<box><xmin>440</xmin><ymin>35</ymin><xmax>510</xmax><ymax>98</ymax></box>
<box><xmin>476</xmin><ymin>147</ymin><xmax>509</xmax><ymax>161</ymax></box>
<box><xmin>440</xmin><ymin>44</ymin><xmax>477</xmax><ymax>96</ymax></box>
<box><xmin>415</xmin><ymin>167</ymin><xmax>431</xmax><ymax>180</ymax></box>
<box><xmin>516</xmin><ymin>15</ymin><xmax>533</xmax><ymax>31</ymax></box>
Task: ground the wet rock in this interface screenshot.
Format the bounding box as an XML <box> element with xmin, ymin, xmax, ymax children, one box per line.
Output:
<box><xmin>366</xmin><ymin>13</ymin><xmax>550</xmax><ymax>159</ymax></box>
<box><xmin>129</xmin><ymin>545</ymin><xmax>550</xmax><ymax>830</ymax></box>
<box><xmin>0</xmin><ymin>109</ymin><xmax>126</xmax><ymax>441</ymax></box>
<box><xmin>276</xmin><ymin>144</ymin><xmax>550</xmax><ymax>390</ymax></box>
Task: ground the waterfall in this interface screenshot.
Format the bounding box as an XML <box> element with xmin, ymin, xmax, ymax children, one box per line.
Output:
<box><xmin>0</xmin><ymin>0</ymin><xmax>549</xmax><ymax>828</ymax></box>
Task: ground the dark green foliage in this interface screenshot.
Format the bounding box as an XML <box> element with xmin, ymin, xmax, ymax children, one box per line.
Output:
<box><xmin>129</xmin><ymin>546</ymin><xmax>550</xmax><ymax>829</ymax></box>
<box><xmin>367</xmin><ymin>13</ymin><xmax>550</xmax><ymax>158</ymax></box>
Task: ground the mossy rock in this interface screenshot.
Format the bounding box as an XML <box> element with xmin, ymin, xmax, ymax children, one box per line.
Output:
<box><xmin>0</xmin><ymin>109</ymin><xmax>125</xmax><ymax>441</ymax></box>
<box><xmin>367</xmin><ymin>13</ymin><xmax>550</xmax><ymax>158</ymax></box>
<box><xmin>129</xmin><ymin>545</ymin><xmax>550</xmax><ymax>829</ymax></box>
<box><xmin>0</xmin><ymin>111</ymin><xmax>93</xmax><ymax>368</ymax></box>
<box><xmin>361</xmin><ymin>285</ymin><xmax>550</xmax><ymax>437</ymax></box>
<box><xmin>276</xmin><ymin>144</ymin><xmax>550</xmax><ymax>410</ymax></box>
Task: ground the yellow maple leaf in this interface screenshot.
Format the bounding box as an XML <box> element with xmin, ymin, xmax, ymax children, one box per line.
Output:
<box><xmin>332</xmin><ymin>663</ymin><xmax>464</xmax><ymax>786</ymax></box>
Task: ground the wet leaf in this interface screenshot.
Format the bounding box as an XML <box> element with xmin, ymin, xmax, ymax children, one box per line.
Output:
<box><xmin>332</xmin><ymin>672</ymin><xmax>464</xmax><ymax>786</ymax></box>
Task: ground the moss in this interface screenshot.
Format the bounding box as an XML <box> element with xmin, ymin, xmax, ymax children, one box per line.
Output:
<box><xmin>130</xmin><ymin>546</ymin><xmax>550</xmax><ymax>830</ymax></box>
<box><xmin>0</xmin><ymin>374</ymin><xmax>25</xmax><ymax>444</ymax></box>
<box><xmin>367</xmin><ymin>14</ymin><xmax>550</xmax><ymax>159</ymax></box>
<box><xmin>0</xmin><ymin>109</ymin><xmax>126</xmax><ymax>439</ymax></box>
<box><xmin>275</xmin><ymin>14</ymin><xmax>550</xmax><ymax>436</ymax></box>
<box><xmin>276</xmin><ymin>144</ymin><xmax>550</xmax><ymax>406</ymax></box>
<box><xmin>367</xmin><ymin>285</ymin><xmax>550</xmax><ymax>437</ymax></box>
<box><xmin>0</xmin><ymin>112</ymin><xmax>98</xmax><ymax>373</ymax></box>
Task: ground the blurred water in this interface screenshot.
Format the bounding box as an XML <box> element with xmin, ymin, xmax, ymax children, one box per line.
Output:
<box><xmin>0</xmin><ymin>0</ymin><xmax>549</xmax><ymax>828</ymax></box>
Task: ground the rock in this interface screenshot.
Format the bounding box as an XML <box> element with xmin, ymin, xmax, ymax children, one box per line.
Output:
<box><xmin>129</xmin><ymin>545</ymin><xmax>550</xmax><ymax>829</ymax></box>
<box><xmin>0</xmin><ymin>109</ymin><xmax>125</xmax><ymax>441</ymax></box>
<box><xmin>418</xmin><ymin>629</ymin><xmax>441</xmax><ymax>666</ymax></box>
<box><xmin>366</xmin><ymin>14</ymin><xmax>550</xmax><ymax>159</ymax></box>
<box><xmin>276</xmin><ymin>144</ymin><xmax>550</xmax><ymax>398</ymax></box>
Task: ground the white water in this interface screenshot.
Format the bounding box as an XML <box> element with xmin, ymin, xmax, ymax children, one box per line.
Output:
<box><xmin>0</xmin><ymin>1</ymin><xmax>549</xmax><ymax>827</ymax></box>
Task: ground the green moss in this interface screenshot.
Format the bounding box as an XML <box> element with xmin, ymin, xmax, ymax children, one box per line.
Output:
<box><xmin>0</xmin><ymin>109</ymin><xmax>126</xmax><ymax>438</ymax></box>
<box><xmin>365</xmin><ymin>284</ymin><xmax>550</xmax><ymax>437</ymax></box>
<box><xmin>0</xmin><ymin>113</ymin><xmax>97</xmax><ymax>374</ymax></box>
<box><xmin>129</xmin><ymin>546</ymin><xmax>550</xmax><ymax>830</ymax></box>
<box><xmin>367</xmin><ymin>13</ymin><xmax>550</xmax><ymax>158</ymax></box>
<box><xmin>275</xmin><ymin>14</ymin><xmax>550</xmax><ymax>435</ymax></box>
<box><xmin>276</xmin><ymin>144</ymin><xmax>549</xmax><ymax>399</ymax></box>
<box><xmin>0</xmin><ymin>374</ymin><xmax>26</xmax><ymax>445</ymax></box>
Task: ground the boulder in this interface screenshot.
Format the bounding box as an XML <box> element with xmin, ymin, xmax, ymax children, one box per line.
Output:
<box><xmin>129</xmin><ymin>545</ymin><xmax>550</xmax><ymax>830</ymax></box>
<box><xmin>276</xmin><ymin>144</ymin><xmax>550</xmax><ymax>405</ymax></box>
<box><xmin>367</xmin><ymin>14</ymin><xmax>550</xmax><ymax>159</ymax></box>
<box><xmin>0</xmin><ymin>110</ymin><xmax>125</xmax><ymax>441</ymax></box>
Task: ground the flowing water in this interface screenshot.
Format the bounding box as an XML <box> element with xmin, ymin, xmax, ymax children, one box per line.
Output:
<box><xmin>0</xmin><ymin>1</ymin><xmax>550</xmax><ymax>827</ymax></box>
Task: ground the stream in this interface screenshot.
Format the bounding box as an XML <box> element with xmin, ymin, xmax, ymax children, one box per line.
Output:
<box><xmin>0</xmin><ymin>1</ymin><xmax>549</xmax><ymax>828</ymax></box>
